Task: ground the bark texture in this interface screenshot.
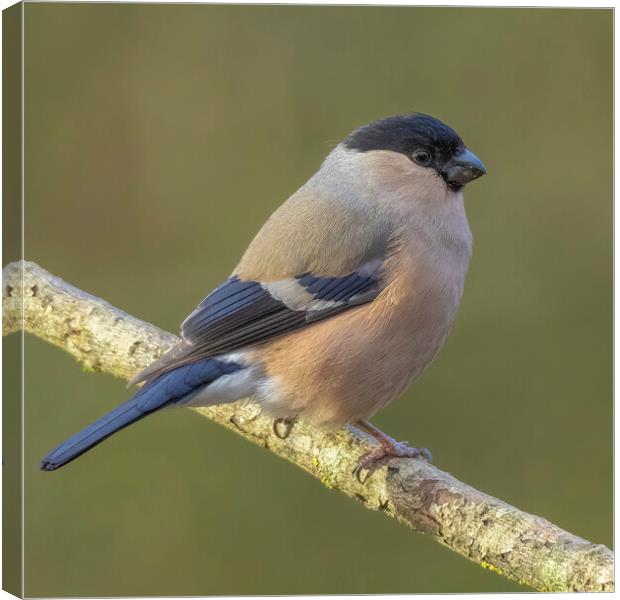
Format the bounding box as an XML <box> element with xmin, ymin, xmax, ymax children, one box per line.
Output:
<box><xmin>4</xmin><ymin>260</ymin><xmax>613</xmax><ymax>592</ymax></box>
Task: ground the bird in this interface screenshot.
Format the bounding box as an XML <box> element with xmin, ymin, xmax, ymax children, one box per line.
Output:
<box><xmin>41</xmin><ymin>112</ymin><xmax>486</xmax><ymax>473</ymax></box>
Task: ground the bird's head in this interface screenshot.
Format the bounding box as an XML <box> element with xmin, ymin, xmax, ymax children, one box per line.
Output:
<box><xmin>342</xmin><ymin>113</ymin><xmax>486</xmax><ymax>194</ymax></box>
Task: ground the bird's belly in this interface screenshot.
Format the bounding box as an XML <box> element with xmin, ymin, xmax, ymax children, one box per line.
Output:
<box><xmin>252</xmin><ymin>260</ymin><xmax>465</xmax><ymax>427</ymax></box>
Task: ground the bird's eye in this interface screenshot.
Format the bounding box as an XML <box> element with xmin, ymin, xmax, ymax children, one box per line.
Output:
<box><xmin>412</xmin><ymin>149</ymin><xmax>432</xmax><ymax>166</ymax></box>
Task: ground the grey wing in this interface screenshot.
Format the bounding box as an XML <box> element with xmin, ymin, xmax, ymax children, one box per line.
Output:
<box><xmin>129</xmin><ymin>259</ymin><xmax>384</xmax><ymax>386</ymax></box>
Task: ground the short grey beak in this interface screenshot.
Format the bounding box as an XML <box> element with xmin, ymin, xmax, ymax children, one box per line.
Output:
<box><xmin>443</xmin><ymin>148</ymin><xmax>487</xmax><ymax>187</ymax></box>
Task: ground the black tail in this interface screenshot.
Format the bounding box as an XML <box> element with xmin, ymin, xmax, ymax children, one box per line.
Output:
<box><xmin>40</xmin><ymin>358</ymin><xmax>243</xmax><ymax>471</ymax></box>
<box><xmin>40</xmin><ymin>396</ymin><xmax>156</xmax><ymax>471</ymax></box>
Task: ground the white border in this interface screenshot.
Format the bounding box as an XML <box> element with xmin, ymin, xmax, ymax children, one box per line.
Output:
<box><xmin>0</xmin><ymin>2</ymin><xmax>614</xmax><ymax>600</ymax></box>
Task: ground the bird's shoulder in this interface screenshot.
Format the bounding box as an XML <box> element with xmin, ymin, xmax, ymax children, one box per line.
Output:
<box><xmin>234</xmin><ymin>184</ymin><xmax>394</xmax><ymax>281</ymax></box>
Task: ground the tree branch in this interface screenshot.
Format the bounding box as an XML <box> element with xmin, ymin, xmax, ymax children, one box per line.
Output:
<box><xmin>4</xmin><ymin>260</ymin><xmax>613</xmax><ymax>592</ymax></box>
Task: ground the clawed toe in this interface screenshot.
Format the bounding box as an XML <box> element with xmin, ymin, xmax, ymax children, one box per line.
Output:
<box><xmin>419</xmin><ymin>447</ymin><xmax>433</xmax><ymax>462</ymax></box>
<box><xmin>389</xmin><ymin>441</ymin><xmax>433</xmax><ymax>462</ymax></box>
<box><xmin>351</xmin><ymin>420</ymin><xmax>432</xmax><ymax>483</ymax></box>
<box><xmin>272</xmin><ymin>416</ymin><xmax>297</xmax><ymax>439</ymax></box>
<box><xmin>352</xmin><ymin>437</ymin><xmax>432</xmax><ymax>483</ymax></box>
<box><xmin>353</xmin><ymin>450</ymin><xmax>387</xmax><ymax>484</ymax></box>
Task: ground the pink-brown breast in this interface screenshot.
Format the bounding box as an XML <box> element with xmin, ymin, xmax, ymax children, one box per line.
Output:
<box><xmin>249</xmin><ymin>237</ymin><xmax>468</xmax><ymax>427</ymax></box>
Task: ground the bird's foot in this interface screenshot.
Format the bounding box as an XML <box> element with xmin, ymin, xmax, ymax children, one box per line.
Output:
<box><xmin>353</xmin><ymin>420</ymin><xmax>432</xmax><ymax>483</ymax></box>
<box><xmin>272</xmin><ymin>416</ymin><xmax>297</xmax><ymax>439</ymax></box>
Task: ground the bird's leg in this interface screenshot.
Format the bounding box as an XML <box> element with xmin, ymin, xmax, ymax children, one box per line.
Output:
<box><xmin>353</xmin><ymin>420</ymin><xmax>432</xmax><ymax>481</ymax></box>
<box><xmin>272</xmin><ymin>416</ymin><xmax>298</xmax><ymax>439</ymax></box>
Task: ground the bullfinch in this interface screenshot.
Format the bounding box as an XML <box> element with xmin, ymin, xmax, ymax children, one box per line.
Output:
<box><xmin>41</xmin><ymin>113</ymin><xmax>486</xmax><ymax>473</ymax></box>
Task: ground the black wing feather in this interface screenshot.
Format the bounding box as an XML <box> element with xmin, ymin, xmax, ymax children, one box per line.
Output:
<box><xmin>130</xmin><ymin>265</ymin><xmax>383</xmax><ymax>385</ymax></box>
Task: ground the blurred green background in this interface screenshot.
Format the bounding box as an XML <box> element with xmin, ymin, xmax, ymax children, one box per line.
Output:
<box><xmin>19</xmin><ymin>4</ymin><xmax>611</xmax><ymax>595</ymax></box>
